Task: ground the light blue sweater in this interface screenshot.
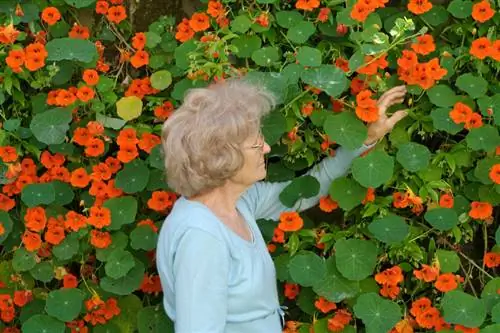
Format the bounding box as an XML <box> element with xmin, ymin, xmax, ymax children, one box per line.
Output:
<box><xmin>156</xmin><ymin>144</ymin><xmax>374</xmax><ymax>333</ymax></box>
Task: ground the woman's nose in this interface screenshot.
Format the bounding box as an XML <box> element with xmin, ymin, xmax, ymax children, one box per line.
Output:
<box><xmin>263</xmin><ymin>142</ymin><xmax>271</xmax><ymax>154</ymax></box>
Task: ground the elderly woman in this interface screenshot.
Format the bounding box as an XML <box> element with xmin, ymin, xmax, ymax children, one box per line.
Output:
<box><xmin>156</xmin><ymin>79</ymin><xmax>407</xmax><ymax>333</ymax></box>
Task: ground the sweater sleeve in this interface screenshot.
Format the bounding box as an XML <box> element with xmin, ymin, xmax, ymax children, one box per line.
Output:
<box><xmin>241</xmin><ymin>143</ymin><xmax>376</xmax><ymax>221</ymax></box>
<box><xmin>173</xmin><ymin>228</ymin><xmax>229</xmax><ymax>333</ymax></box>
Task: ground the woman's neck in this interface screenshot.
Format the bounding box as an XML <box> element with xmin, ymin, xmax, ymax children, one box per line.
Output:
<box><xmin>189</xmin><ymin>182</ymin><xmax>247</xmax><ymax>217</ymax></box>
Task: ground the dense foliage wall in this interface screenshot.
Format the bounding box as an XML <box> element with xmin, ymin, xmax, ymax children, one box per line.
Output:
<box><xmin>0</xmin><ymin>0</ymin><xmax>499</xmax><ymax>333</ymax></box>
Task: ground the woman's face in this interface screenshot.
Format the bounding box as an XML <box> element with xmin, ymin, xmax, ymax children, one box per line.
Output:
<box><xmin>230</xmin><ymin>131</ymin><xmax>271</xmax><ymax>186</ymax></box>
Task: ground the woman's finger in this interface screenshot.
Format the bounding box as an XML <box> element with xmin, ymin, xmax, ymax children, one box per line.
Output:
<box><xmin>378</xmin><ymin>90</ymin><xmax>406</xmax><ymax>113</ymax></box>
<box><xmin>377</xmin><ymin>86</ymin><xmax>406</xmax><ymax>106</ymax></box>
<box><xmin>386</xmin><ymin>110</ymin><xmax>409</xmax><ymax>130</ymax></box>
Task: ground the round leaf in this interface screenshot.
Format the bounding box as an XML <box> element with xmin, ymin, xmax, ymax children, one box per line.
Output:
<box><xmin>130</xmin><ymin>226</ymin><xmax>158</xmax><ymax>251</ymax></box>
<box><xmin>301</xmin><ymin>65</ymin><xmax>348</xmax><ymax>98</ymax></box>
<box><xmin>174</xmin><ymin>40</ymin><xmax>197</xmax><ymax>70</ymax></box>
<box><xmin>335</xmin><ymin>239</ymin><xmax>378</xmax><ymax>281</ymax></box>
<box><xmin>287</xmin><ymin>21</ymin><xmax>315</xmax><ymax>44</ymax></box>
<box><xmin>116</xmin><ymin>96</ymin><xmax>143</xmax><ymax>121</ymax></box>
<box><xmin>396</xmin><ymin>142</ymin><xmax>431</xmax><ymax>172</ymax></box>
<box><xmin>46</xmin><ymin>38</ymin><xmax>98</xmax><ymax>63</ymax></box>
<box><xmin>52</xmin><ymin>232</ymin><xmax>79</xmax><ymax>260</ymax></box>
<box><xmin>313</xmin><ymin>257</ymin><xmax>360</xmax><ymax>302</ymax></box>
<box><xmin>427</xmin><ymin>85</ymin><xmax>459</xmax><ymax>107</ymax></box>
<box><xmin>230</xmin><ymin>15</ymin><xmax>252</xmax><ymax>34</ymax></box>
<box><xmin>424</xmin><ymin>208</ymin><xmax>458</xmax><ymax>231</ymax></box>
<box><xmin>447</xmin><ymin>0</ymin><xmax>473</xmax><ymax>18</ymax></box>
<box><xmin>456</xmin><ymin>73</ymin><xmax>488</xmax><ymax>99</ymax></box>
<box><xmin>296</xmin><ymin>47</ymin><xmax>322</xmax><ymax>67</ymax></box>
<box><xmin>30</xmin><ymin>108</ymin><xmax>72</xmax><ymax>145</ymax></box>
<box><xmin>329</xmin><ymin>177</ymin><xmax>366</xmax><ymax>211</ymax></box>
<box><xmin>232</xmin><ymin>35</ymin><xmax>262</xmax><ymax>58</ymax></box>
<box><xmin>436</xmin><ymin>249</ymin><xmax>460</xmax><ymax>273</ymax></box>
<box><xmin>421</xmin><ymin>5</ymin><xmax>449</xmax><ymax>25</ymax></box>
<box><xmin>482</xmin><ymin>278</ymin><xmax>500</xmax><ymax>312</ymax></box>
<box><xmin>12</xmin><ymin>248</ymin><xmax>36</xmax><ymax>272</ymax></box>
<box><xmin>45</xmin><ymin>288</ymin><xmax>85</xmax><ymax>322</ymax></box>
<box><xmin>96</xmin><ymin>231</ymin><xmax>129</xmax><ymax>262</ymax></box>
<box><xmin>466</xmin><ymin>125</ymin><xmax>500</xmax><ymax>152</ymax></box>
<box><xmin>482</xmin><ymin>324</ymin><xmax>500</xmax><ymax>333</ymax></box>
<box><xmin>289</xmin><ymin>251</ymin><xmax>327</xmax><ymax>287</ymax></box>
<box><xmin>21</xmin><ymin>183</ymin><xmax>56</xmax><ymax>207</ymax></box>
<box><xmin>276</xmin><ymin>11</ymin><xmax>304</xmax><ymax>29</ymax></box>
<box><xmin>22</xmin><ymin>315</ymin><xmax>65</xmax><ymax>333</ymax></box>
<box><xmin>150</xmin><ymin>70</ymin><xmax>172</xmax><ymax>91</ymax></box>
<box><xmin>354</xmin><ymin>293</ymin><xmax>402</xmax><ymax>333</ymax></box>
<box><xmin>324</xmin><ymin>113</ymin><xmax>367</xmax><ymax>150</ymax></box>
<box><xmin>30</xmin><ymin>261</ymin><xmax>54</xmax><ymax>283</ymax></box>
<box><xmin>251</xmin><ymin>47</ymin><xmax>280</xmax><ymax>67</ymax></box>
<box><xmin>105</xmin><ymin>249</ymin><xmax>136</xmax><ymax>279</ymax></box>
<box><xmin>442</xmin><ymin>290</ymin><xmax>486</xmax><ymax>327</ymax></box>
<box><xmin>0</xmin><ymin>211</ymin><xmax>13</xmax><ymax>245</ymax></box>
<box><xmin>51</xmin><ymin>181</ymin><xmax>74</xmax><ymax>206</ymax></box>
<box><xmin>492</xmin><ymin>303</ymin><xmax>500</xmax><ymax>323</ymax></box>
<box><xmin>279</xmin><ymin>175</ymin><xmax>320</xmax><ymax>208</ymax></box>
<box><xmin>261</xmin><ymin>110</ymin><xmax>287</xmax><ymax>146</ymax></box>
<box><xmin>103</xmin><ymin>196</ymin><xmax>138</xmax><ymax>230</ymax></box>
<box><xmin>137</xmin><ymin>305</ymin><xmax>174</xmax><ymax>333</ymax></box>
<box><xmin>431</xmin><ymin>108</ymin><xmax>463</xmax><ymax>134</ymax></box>
<box><xmin>100</xmin><ymin>260</ymin><xmax>145</xmax><ymax>295</ymax></box>
<box><xmin>474</xmin><ymin>157</ymin><xmax>500</xmax><ymax>185</ymax></box>
<box><xmin>368</xmin><ymin>215</ymin><xmax>409</xmax><ymax>245</ymax></box>
<box><xmin>352</xmin><ymin>151</ymin><xmax>394</xmax><ymax>188</ymax></box>
<box><xmin>115</xmin><ymin>159</ymin><xmax>150</xmax><ymax>193</ymax></box>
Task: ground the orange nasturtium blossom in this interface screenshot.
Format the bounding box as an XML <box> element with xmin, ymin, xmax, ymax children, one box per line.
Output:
<box><xmin>410</xmin><ymin>34</ymin><xmax>435</xmax><ymax>55</ymax></box>
<box><xmin>490</xmin><ymin>40</ymin><xmax>500</xmax><ymax>61</ymax></box>
<box><xmin>22</xmin><ymin>230</ymin><xmax>42</xmax><ymax>252</ymax></box>
<box><xmin>82</xmin><ymin>69</ymin><xmax>100</xmax><ymax>86</ymax></box>
<box><xmin>315</xmin><ymin>296</ymin><xmax>337</xmax><ymax>313</ymax></box>
<box><xmin>207</xmin><ymin>1</ymin><xmax>225</xmax><ymax>18</ymax></box>
<box><xmin>449</xmin><ymin>102</ymin><xmax>473</xmax><ymax>124</ymax></box>
<box><xmin>132</xmin><ymin>32</ymin><xmax>146</xmax><ymax>50</ymax></box>
<box><xmin>283</xmin><ymin>283</ymin><xmax>300</xmax><ymax>299</ymax></box>
<box><xmin>90</xmin><ymin>229</ymin><xmax>112</xmax><ymax>249</ymax></box>
<box><xmin>76</xmin><ymin>86</ymin><xmax>95</xmax><ymax>103</ymax></box>
<box><xmin>484</xmin><ymin>252</ymin><xmax>500</xmax><ymax>268</ymax></box>
<box><xmin>413</xmin><ymin>264</ymin><xmax>439</xmax><ymax>282</ymax></box>
<box><xmin>414</xmin><ymin>306</ymin><xmax>440</xmax><ymax>329</ymax></box>
<box><xmin>0</xmin><ymin>146</ymin><xmax>18</xmax><ymax>162</ymax></box>
<box><xmin>175</xmin><ymin>18</ymin><xmax>195</xmax><ymax>42</ymax></box>
<box><xmin>319</xmin><ymin>195</ymin><xmax>339</xmax><ymax>212</ymax></box>
<box><xmin>154</xmin><ymin>101</ymin><xmax>174</xmax><ymax>120</ymax></box>
<box><xmin>24</xmin><ymin>206</ymin><xmax>47</xmax><ymax>232</ymax></box>
<box><xmin>69</xmin><ymin>24</ymin><xmax>90</xmax><ymax>39</ymax></box>
<box><xmin>107</xmin><ymin>5</ymin><xmax>127</xmax><ymax>24</ymax></box>
<box><xmin>278</xmin><ymin>212</ymin><xmax>304</xmax><ymax>232</ymax></box>
<box><xmin>434</xmin><ymin>273</ymin><xmax>459</xmax><ymax>292</ymax></box>
<box><xmin>317</xmin><ymin>8</ymin><xmax>331</xmax><ymax>22</ymax></box>
<box><xmin>147</xmin><ymin>191</ymin><xmax>177</xmax><ymax>212</ymax></box>
<box><xmin>295</xmin><ymin>0</ymin><xmax>320</xmax><ymax>11</ymax></box>
<box><xmin>468</xmin><ymin>201</ymin><xmax>493</xmax><ymax>220</ymax></box>
<box><xmin>438</xmin><ymin>193</ymin><xmax>454</xmax><ymax>208</ymax></box>
<box><xmin>65</xmin><ymin>211</ymin><xmax>88</xmax><ymax>232</ymax></box>
<box><xmin>87</xmin><ymin>206</ymin><xmax>112</xmax><ymax>229</ymax></box>
<box><xmin>41</xmin><ymin>7</ymin><xmax>61</xmax><ymax>25</ymax></box>
<box><xmin>471</xmin><ymin>0</ymin><xmax>496</xmax><ymax>23</ymax></box>
<box><xmin>5</xmin><ymin>49</ymin><xmax>25</xmax><ymax>73</ymax></box>
<box><xmin>407</xmin><ymin>0</ymin><xmax>432</xmax><ymax>15</ymax></box>
<box><xmin>489</xmin><ymin>164</ymin><xmax>500</xmax><ymax>184</ymax></box>
<box><xmin>189</xmin><ymin>12</ymin><xmax>210</xmax><ymax>32</ymax></box>
<box><xmin>410</xmin><ymin>297</ymin><xmax>432</xmax><ymax>317</ymax></box>
<box><xmin>130</xmin><ymin>50</ymin><xmax>150</xmax><ymax>68</ymax></box>
<box><xmin>95</xmin><ymin>1</ymin><xmax>109</xmax><ymax>14</ymax></box>
<box><xmin>463</xmin><ymin>112</ymin><xmax>483</xmax><ymax>130</ymax></box>
<box><xmin>0</xmin><ymin>23</ymin><xmax>20</xmax><ymax>44</ymax></box>
<box><xmin>327</xmin><ymin>309</ymin><xmax>352</xmax><ymax>332</ymax></box>
<box><xmin>470</xmin><ymin>37</ymin><xmax>491</xmax><ymax>59</ymax></box>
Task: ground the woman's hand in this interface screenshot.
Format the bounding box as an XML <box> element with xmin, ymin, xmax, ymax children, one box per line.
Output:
<box><xmin>364</xmin><ymin>85</ymin><xmax>408</xmax><ymax>145</ymax></box>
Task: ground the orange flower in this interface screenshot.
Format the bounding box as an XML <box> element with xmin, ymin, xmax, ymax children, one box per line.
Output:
<box><xmin>356</xmin><ymin>89</ymin><xmax>377</xmax><ymax>108</ymax></box>
<box><xmin>410</xmin><ymin>297</ymin><xmax>432</xmax><ymax>317</ymax></box>
<box><xmin>24</xmin><ymin>206</ymin><xmax>47</xmax><ymax>232</ymax></box>
<box><xmin>315</xmin><ymin>296</ymin><xmax>337</xmax><ymax>313</ymax></box>
<box><xmin>470</xmin><ymin>37</ymin><xmax>491</xmax><ymax>59</ymax></box>
<box><xmin>95</xmin><ymin>1</ymin><xmax>109</xmax><ymax>14</ymax></box>
<box><xmin>69</xmin><ymin>24</ymin><xmax>90</xmax><ymax>39</ymax></box>
<box><xmin>105</xmin><ymin>156</ymin><xmax>122</xmax><ymax>174</ymax></box>
<box><xmin>375</xmin><ymin>266</ymin><xmax>404</xmax><ymax>286</ymax></box>
<box><xmin>0</xmin><ymin>223</ymin><xmax>4</xmax><ymax>236</ymax></box>
<box><xmin>356</xmin><ymin>105</ymin><xmax>379</xmax><ymax>123</ymax></box>
<box><xmin>380</xmin><ymin>284</ymin><xmax>400</xmax><ymax>299</ymax></box>
<box><xmin>132</xmin><ymin>32</ymin><xmax>146</xmax><ymax>50</ymax></box>
<box><xmin>464</xmin><ymin>112</ymin><xmax>483</xmax><ymax>130</ymax></box>
<box><xmin>84</xmin><ymin>138</ymin><xmax>105</xmax><ymax>157</ymax></box>
<box><xmin>45</xmin><ymin>226</ymin><xmax>65</xmax><ymax>245</ymax></box>
<box><xmin>138</xmin><ymin>132</ymin><xmax>161</xmax><ymax>153</ymax></box>
<box><xmin>87</xmin><ymin>206</ymin><xmax>111</xmax><ymax>229</ymax></box>
<box><xmin>284</xmin><ymin>283</ymin><xmax>300</xmax><ymax>299</ymax></box>
<box><xmin>175</xmin><ymin>18</ymin><xmax>195</xmax><ymax>42</ymax></box>
<box><xmin>0</xmin><ymin>23</ymin><xmax>20</xmax><ymax>44</ymax></box>
<box><xmin>6</xmin><ymin>49</ymin><xmax>25</xmax><ymax>72</ymax></box>
<box><xmin>411</xmin><ymin>34</ymin><xmax>435</xmax><ymax>55</ymax></box>
<box><xmin>55</xmin><ymin>89</ymin><xmax>77</xmax><ymax>106</ymax></box>
<box><xmin>73</xmin><ymin>127</ymin><xmax>91</xmax><ymax>146</ymax></box>
<box><xmin>362</xmin><ymin>187</ymin><xmax>376</xmax><ymax>204</ymax></box>
<box><xmin>317</xmin><ymin>8</ymin><xmax>331</xmax><ymax>22</ymax></box>
<box><xmin>90</xmin><ymin>229</ymin><xmax>112</xmax><ymax>249</ymax></box>
<box><xmin>393</xmin><ymin>191</ymin><xmax>409</xmax><ymax>208</ymax></box>
<box><xmin>0</xmin><ymin>146</ymin><xmax>17</xmax><ymax>163</ymax></box>
<box><xmin>397</xmin><ymin>50</ymin><xmax>418</xmax><ymax>69</ymax></box>
<box><xmin>484</xmin><ymin>252</ymin><xmax>500</xmax><ymax>268</ymax></box>
<box><xmin>154</xmin><ymin>101</ymin><xmax>174</xmax><ymax>120</ymax></box>
<box><xmin>468</xmin><ymin>201</ymin><xmax>493</xmax><ymax>220</ymax></box>
<box><xmin>76</xmin><ymin>86</ymin><xmax>95</xmax><ymax>102</ymax></box>
<box><xmin>335</xmin><ymin>57</ymin><xmax>350</xmax><ymax>72</ymax></box>
<box><xmin>147</xmin><ymin>191</ymin><xmax>176</xmax><ymax>212</ymax></box>
<box><xmin>207</xmin><ymin>1</ymin><xmax>225</xmax><ymax>18</ymax></box>
<box><xmin>272</xmin><ymin>227</ymin><xmax>285</xmax><ymax>243</ymax></box>
<box><xmin>439</xmin><ymin>193</ymin><xmax>454</xmax><ymax>208</ymax></box>
<box><xmin>425</xmin><ymin>58</ymin><xmax>447</xmax><ymax>81</ymax></box>
<box><xmin>413</xmin><ymin>264</ymin><xmax>439</xmax><ymax>282</ymax></box>
<box><xmin>117</xmin><ymin>128</ymin><xmax>139</xmax><ymax>146</ymax></box>
<box><xmin>91</xmin><ymin>163</ymin><xmax>112</xmax><ymax>181</ymax></box>
<box><xmin>472</xmin><ymin>0</ymin><xmax>495</xmax><ymax>23</ymax></box>
<box><xmin>434</xmin><ymin>273</ymin><xmax>458</xmax><ymax>292</ymax></box>
<box><xmin>296</xmin><ymin>0</ymin><xmax>320</xmax><ymax>11</ymax></box>
<box><xmin>415</xmin><ymin>307</ymin><xmax>440</xmax><ymax>329</ymax></box>
<box><xmin>22</xmin><ymin>231</ymin><xmax>42</xmax><ymax>252</ymax></box>
<box><xmin>63</xmin><ymin>273</ymin><xmax>78</xmax><ymax>288</ymax></box>
<box><xmin>130</xmin><ymin>50</ymin><xmax>149</xmax><ymax>68</ymax></box>
<box><xmin>407</xmin><ymin>0</ymin><xmax>432</xmax><ymax>15</ymax></box>
<box><xmin>327</xmin><ymin>309</ymin><xmax>352</xmax><ymax>332</ymax></box>
<box><xmin>255</xmin><ymin>12</ymin><xmax>269</xmax><ymax>28</ymax></box>
<box><xmin>65</xmin><ymin>211</ymin><xmax>88</xmax><ymax>232</ymax></box>
<box><xmin>189</xmin><ymin>12</ymin><xmax>210</xmax><ymax>32</ymax></box>
<box><xmin>489</xmin><ymin>40</ymin><xmax>500</xmax><ymax>61</ymax></box>
<box><xmin>489</xmin><ymin>164</ymin><xmax>500</xmax><ymax>184</ymax></box>
<box><xmin>449</xmin><ymin>102</ymin><xmax>473</xmax><ymax>124</ymax></box>
<box><xmin>278</xmin><ymin>212</ymin><xmax>304</xmax><ymax>232</ymax></box>
<box><xmin>82</xmin><ymin>69</ymin><xmax>99</xmax><ymax>86</ymax></box>
<box><xmin>41</xmin><ymin>7</ymin><xmax>61</xmax><ymax>26</ymax></box>
<box><xmin>13</xmin><ymin>290</ymin><xmax>32</xmax><ymax>307</ymax></box>
<box><xmin>319</xmin><ymin>195</ymin><xmax>338</xmax><ymax>212</ymax></box>
<box><xmin>0</xmin><ymin>194</ymin><xmax>16</xmax><ymax>212</ymax></box>
<box><xmin>107</xmin><ymin>5</ymin><xmax>127</xmax><ymax>24</ymax></box>
<box><xmin>25</xmin><ymin>53</ymin><xmax>45</xmax><ymax>71</ymax></box>
<box><xmin>117</xmin><ymin>144</ymin><xmax>139</xmax><ymax>163</ymax></box>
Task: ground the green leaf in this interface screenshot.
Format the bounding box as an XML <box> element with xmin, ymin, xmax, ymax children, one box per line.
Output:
<box><xmin>96</xmin><ymin>231</ymin><xmax>129</xmax><ymax>262</ymax></box>
<box><xmin>301</xmin><ymin>65</ymin><xmax>348</xmax><ymax>98</ymax></box>
<box><xmin>232</xmin><ymin>35</ymin><xmax>262</xmax><ymax>58</ymax></box>
<box><xmin>482</xmin><ymin>324</ymin><xmax>500</xmax><ymax>333</ymax></box>
<box><xmin>0</xmin><ymin>211</ymin><xmax>13</xmax><ymax>245</ymax></box>
<box><xmin>12</xmin><ymin>248</ymin><xmax>36</xmax><ymax>272</ymax></box>
<box><xmin>30</xmin><ymin>108</ymin><xmax>72</xmax><ymax>145</ymax></box>
<box><xmin>466</xmin><ymin>125</ymin><xmax>500</xmax><ymax>152</ymax></box>
<box><xmin>101</xmin><ymin>260</ymin><xmax>145</xmax><ymax>295</ymax></box>
<box><xmin>21</xmin><ymin>182</ymin><xmax>56</xmax><ymax>207</ymax></box>
<box><xmin>52</xmin><ymin>232</ymin><xmax>79</xmax><ymax>260</ymax></box>
<box><xmin>130</xmin><ymin>226</ymin><xmax>158</xmax><ymax>251</ymax></box>
<box><xmin>447</xmin><ymin>0</ymin><xmax>473</xmax><ymax>19</ymax></box>
<box><xmin>368</xmin><ymin>215</ymin><xmax>409</xmax><ymax>245</ymax></box>
<box><xmin>442</xmin><ymin>290</ymin><xmax>486</xmax><ymax>327</ymax></box>
<box><xmin>276</xmin><ymin>11</ymin><xmax>304</xmax><ymax>29</ymax></box>
<box><xmin>105</xmin><ymin>249</ymin><xmax>136</xmax><ymax>279</ymax></box>
<box><xmin>474</xmin><ymin>157</ymin><xmax>500</xmax><ymax>185</ymax></box>
<box><xmin>396</xmin><ymin>142</ymin><xmax>431</xmax><ymax>172</ymax></box>
<box><xmin>52</xmin><ymin>181</ymin><xmax>74</xmax><ymax>206</ymax></box>
<box><xmin>312</xmin><ymin>256</ymin><xmax>360</xmax><ymax>302</ymax></box>
<box><xmin>94</xmin><ymin>322</ymin><xmax>120</xmax><ymax>333</ymax></box>
<box><xmin>231</xmin><ymin>15</ymin><xmax>252</xmax><ymax>34</ymax></box>
<box><xmin>421</xmin><ymin>5</ymin><xmax>450</xmax><ymax>26</ymax></box>
<box><xmin>482</xmin><ymin>278</ymin><xmax>500</xmax><ymax>312</ymax></box>
<box><xmin>148</xmin><ymin>145</ymin><xmax>165</xmax><ymax>170</ymax></box>
<box><xmin>174</xmin><ymin>40</ymin><xmax>197</xmax><ymax>70</ymax></box>
<box><xmin>492</xmin><ymin>303</ymin><xmax>500</xmax><ymax>323</ymax></box>
<box><xmin>424</xmin><ymin>208</ymin><xmax>458</xmax><ymax>231</ymax></box>
<box><xmin>354</xmin><ymin>293</ymin><xmax>402</xmax><ymax>333</ymax></box>
<box><xmin>289</xmin><ymin>251</ymin><xmax>327</xmax><ymax>287</ymax></box>
<box><xmin>335</xmin><ymin>239</ymin><xmax>378</xmax><ymax>281</ymax></box>
<box><xmin>329</xmin><ymin>177</ymin><xmax>366</xmax><ymax>211</ymax></box>
<box><xmin>30</xmin><ymin>261</ymin><xmax>54</xmax><ymax>283</ymax></box>
<box><xmin>427</xmin><ymin>85</ymin><xmax>459</xmax><ymax>107</ymax></box>
<box><xmin>137</xmin><ymin>305</ymin><xmax>174</xmax><ymax>333</ymax></box>
<box><xmin>431</xmin><ymin>108</ymin><xmax>463</xmax><ymax>134</ymax></box>
<box><xmin>296</xmin><ymin>47</ymin><xmax>322</xmax><ymax>67</ymax></box>
<box><xmin>279</xmin><ymin>176</ymin><xmax>320</xmax><ymax>208</ymax></box>
<box><xmin>251</xmin><ymin>47</ymin><xmax>280</xmax><ymax>67</ymax></box>
<box><xmin>112</xmin><ymin>294</ymin><xmax>143</xmax><ymax>332</ymax></box>
<box><xmin>103</xmin><ymin>196</ymin><xmax>138</xmax><ymax>230</ymax></box>
<box><xmin>352</xmin><ymin>151</ymin><xmax>394</xmax><ymax>188</ymax></box>
<box><xmin>20</xmin><ymin>299</ymin><xmax>46</xmax><ymax>324</ymax></box>
<box><xmin>436</xmin><ymin>249</ymin><xmax>460</xmax><ymax>273</ymax></box>
<box><xmin>324</xmin><ymin>112</ymin><xmax>367</xmax><ymax>150</ymax></box>
<box><xmin>115</xmin><ymin>159</ymin><xmax>150</xmax><ymax>193</ymax></box>
<box><xmin>287</xmin><ymin>21</ymin><xmax>315</xmax><ymax>44</ymax></box>
<box><xmin>150</xmin><ymin>70</ymin><xmax>172</xmax><ymax>91</ymax></box>
<box><xmin>22</xmin><ymin>315</ymin><xmax>65</xmax><ymax>333</ymax></box>
<box><xmin>145</xmin><ymin>32</ymin><xmax>161</xmax><ymax>48</ymax></box>
<box><xmin>456</xmin><ymin>73</ymin><xmax>488</xmax><ymax>99</ymax></box>
<box><xmin>46</xmin><ymin>38</ymin><xmax>98</xmax><ymax>63</ymax></box>
<box><xmin>261</xmin><ymin>110</ymin><xmax>286</xmax><ymax>146</ymax></box>
<box><xmin>96</xmin><ymin>113</ymin><xmax>126</xmax><ymax>130</ymax></box>
<box><xmin>116</xmin><ymin>96</ymin><xmax>143</xmax><ymax>121</ymax></box>
<box><xmin>63</xmin><ymin>0</ymin><xmax>96</xmax><ymax>8</ymax></box>
<box><xmin>45</xmin><ymin>288</ymin><xmax>85</xmax><ymax>322</ymax></box>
